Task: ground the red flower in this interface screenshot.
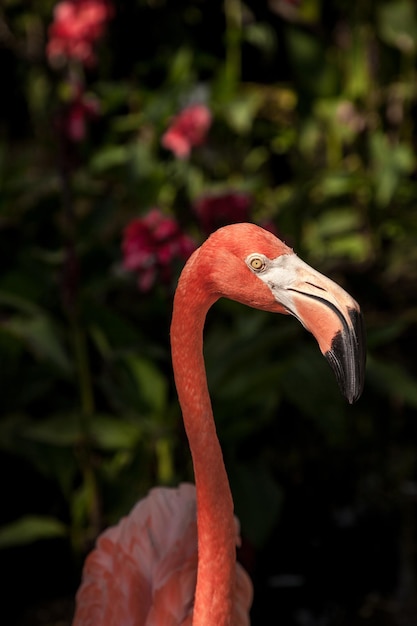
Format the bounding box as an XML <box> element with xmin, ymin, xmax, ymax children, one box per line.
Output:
<box><xmin>161</xmin><ymin>104</ymin><xmax>212</xmax><ymax>159</ymax></box>
<box><xmin>47</xmin><ymin>0</ymin><xmax>113</xmax><ymax>67</ymax></box>
<box><xmin>122</xmin><ymin>209</ymin><xmax>196</xmax><ymax>291</ymax></box>
<box><xmin>57</xmin><ymin>81</ymin><xmax>100</xmax><ymax>142</ymax></box>
<box><xmin>193</xmin><ymin>191</ymin><xmax>252</xmax><ymax>235</ymax></box>
<box><xmin>65</xmin><ymin>96</ymin><xmax>100</xmax><ymax>141</ymax></box>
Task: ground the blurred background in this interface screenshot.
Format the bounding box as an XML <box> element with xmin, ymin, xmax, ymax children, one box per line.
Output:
<box><xmin>1</xmin><ymin>0</ymin><xmax>417</xmax><ymax>624</ymax></box>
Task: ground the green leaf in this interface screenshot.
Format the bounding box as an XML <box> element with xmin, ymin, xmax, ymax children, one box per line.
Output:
<box><xmin>167</xmin><ymin>46</ymin><xmax>194</xmax><ymax>85</ymax></box>
<box><xmin>313</xmin><ymin>172</ymin><xmax>359</xmax><ymax>199</ymax></box>
<box><xmin>22</xmin><ymin>413</ymin><xmax>141</xmax><ymax>450</ymax></box>
<box><xmin>304</xmin><ymin>207</ymin><xmax>371</xmax><ymax>263</ymax></box>
<box><xmin>86</xmin><ymin>303</ymin><xmax>142</xmax><ymax>354</ymax></box>
<box><xmin>124</xmin><ymin>355</ymin><xmax>168</xmax><ymax>415</ymax></box>
<box><xmin>285</xmin><ymin>27</ymin><xmax>338</xmax><ymax>97</ymax></box>
<box><xmin>223</xmin><ymin>91</ymin><xmax>262</xmax><ymax>134</ymax></box>
<box><xmin>244</xmin><ymin>22</ymin><xmax>277</xmax><ymax>57</ymax></box>
<box><xmin>378</xmin><ymin>0</ymin><xmax>417</xmax><ymax>54</ymax></box>
<box><xmin>345</xmin><ymin>29</ymin><xmax>372</xmax><ymax>99</ymax></box>
<box><xmin>2</xmin><ymin>314</ymin><xmax>71</xmax><ymax>372</ymax></box>
<box><xmin>0</xmin><ymin>290</ymin><xmax>41</xmax><ymax>315</ymax></box>
<box><xmin>21</xmin><ymin>413</ymin><xmax>81</xmax><ymax>446</ymax></box>
<box><xmin>90</xmin><ymin>145</ymin><xmax>129</xmax><ymax>172</ymax></box>
<box><xmin>90</xmin><ymin>414</ymin><xmax>141</xmax><ymax>450</ymax></box>
<box><xmin>0</xmin><ymin>516</ymin><xmax>67</xmax><ymax>549</ymax></box>
<box><xmin>370</xmin><ymin>132</ymin><xmax>414</xmax><ymax>207</ymax></box>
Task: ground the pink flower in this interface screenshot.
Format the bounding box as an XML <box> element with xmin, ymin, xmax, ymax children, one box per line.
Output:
<box><xmin>161</xmin><ymin>104</ymin><xmax>212</xmax><ymax>159</ymax></box>
<box><xmin>47</xmin><ymin>0</ymin><xmax>113</xmax><ymax>67</ymax></box>
<box><xmin>56</xmin><ymin>80</ymin><xmax>100</xmax><ymax>142</ymax></box>
<box><xmin>122</xmin><ymin>209</ymin><xmax>197</xmax><ymax>291</ymax></box>
<box><xmin>193</xmin><ymin>191</ymin><xmax>252</xmax><ymax>235</ymax></box>
<box><xmin>65</xmin><ymin>96</ymin><xmax>100</xmax><ymax>141</ymax></box>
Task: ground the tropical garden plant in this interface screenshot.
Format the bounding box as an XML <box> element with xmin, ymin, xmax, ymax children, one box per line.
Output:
<box><xmin>1</xmin><ymin>0</ymin><xmax>417</xmax><ymax>624</ymax></box>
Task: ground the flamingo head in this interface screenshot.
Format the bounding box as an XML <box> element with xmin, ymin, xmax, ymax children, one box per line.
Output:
<box><xmin>200</xmin><ymin>223</ymin><xmax>366</xmax><ymax>403</ymax></box>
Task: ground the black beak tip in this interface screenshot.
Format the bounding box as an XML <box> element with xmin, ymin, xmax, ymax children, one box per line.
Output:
<box><xmin>325</xmin><ymin>309</ymin><xmax>366</xmax><ymax>404</ymax></box>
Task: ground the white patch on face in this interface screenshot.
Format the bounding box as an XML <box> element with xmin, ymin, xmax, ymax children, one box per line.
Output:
<box><xmin>245</xmin><ymin>253</ymin><xmax>304</xmax><ymax>316</ymax></box>
<box><xmin>245</xmin><ymin>251</ymin><xmax>358</xmax><ymax>325</ymax></box>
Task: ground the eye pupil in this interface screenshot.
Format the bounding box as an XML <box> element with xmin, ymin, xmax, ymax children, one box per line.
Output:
<box><xmin>250</xmin><ymin>257</ymin><xmax>263</xmax><ymax>270</ymax></box>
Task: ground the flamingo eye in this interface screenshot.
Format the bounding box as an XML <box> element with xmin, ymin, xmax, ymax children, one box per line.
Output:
<box><xmin>248</xmin><ymin>255</ymin><xmax>266</xmax><ymax>271</ymax></box>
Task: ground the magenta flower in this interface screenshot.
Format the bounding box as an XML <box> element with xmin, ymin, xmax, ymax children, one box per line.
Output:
<box><xmin>193</xmin><ymin>191</ymin><xmax>252</xmax><ymax>235</ymax></box>
<box><xmin>47</xmin><ymin>0</ymin><xmax>113</xmax><ymax>67</ymax></box>
<box><xmin>122</xmin><ymin>209</ymin><xmax>197</xmax><ymax>291</ymax></box>
<box><xmin>161</xmin><ymin>104</ymin><xmax>212</xmax><ymax>159</ymax></box>
<box><xmin>65</xmin><ymin>96</ymin><xmax>100</xmax><ymax>142</ymax></box>
<box><xmin>57</xmin><ymin>80</ymin><xmax>100</xmax><ymax>142</ymax></box>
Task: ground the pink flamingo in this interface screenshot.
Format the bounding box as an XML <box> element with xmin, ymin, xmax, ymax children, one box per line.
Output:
<box><xmin>73</xmin><ymin>223</ymin><xmax>365</xmax><ymax>626</ymax></box>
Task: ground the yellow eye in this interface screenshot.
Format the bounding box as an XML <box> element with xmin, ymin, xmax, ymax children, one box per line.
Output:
<box><xmin>249</xmin><ymin>256</ymin><xmax>265</xmax><ymax>271</ymax></box>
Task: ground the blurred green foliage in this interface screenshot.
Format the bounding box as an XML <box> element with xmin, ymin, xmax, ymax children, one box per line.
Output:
<box><xmin>1</xmin><ymin>0</ymin><xmax>417</xmax><ymax>624</ymax></box>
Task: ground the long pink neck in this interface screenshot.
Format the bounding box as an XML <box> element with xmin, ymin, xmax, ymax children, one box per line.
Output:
<box><xmin>170</xmin><ymin>251</ymin><xmax>237</xmax><ymax>626</ymax></box>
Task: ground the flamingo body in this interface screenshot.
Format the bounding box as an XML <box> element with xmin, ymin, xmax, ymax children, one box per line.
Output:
<box><xmin>73</xmin><ymin>484</ymin><xmax>252</xmax><ymax>626</ymax></box>
<box><xmin>73</xmin><ymin>223</ymin><xmax>366</xmax><ymax>626</ymax></box>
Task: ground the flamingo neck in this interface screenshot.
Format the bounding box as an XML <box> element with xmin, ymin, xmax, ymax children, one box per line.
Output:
<box><xmin>170</xmin><ymin>252</ymin><xmax>236</xmax><ymax>626</ymax></box>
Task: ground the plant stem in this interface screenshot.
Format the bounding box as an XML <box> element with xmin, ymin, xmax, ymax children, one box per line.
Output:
<box><xmin>57</xmin><ymin>126</ymin><xmax>101</xmax><ymax>547</ymax></box>
<box><xmin>224</xmin><ymin>0</ymin><xmax>242</xmax><ymax>91</ymax></box>
<box><xmin>72</xmin><ymin>321</ymin><xmax>95</xmax><ymax>419</ymax></box>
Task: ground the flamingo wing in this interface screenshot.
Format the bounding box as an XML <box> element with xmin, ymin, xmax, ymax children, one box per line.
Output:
<box><xmin>72</xmin><ymin>483</ymin><xmax>252</xmax><ymax>626</ymax></box>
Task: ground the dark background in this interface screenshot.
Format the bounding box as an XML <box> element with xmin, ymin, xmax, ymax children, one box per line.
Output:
<box><xmin>1</xmin><ymin>1</ymin><xmax>417</xmax><ymax>624</ymax></box>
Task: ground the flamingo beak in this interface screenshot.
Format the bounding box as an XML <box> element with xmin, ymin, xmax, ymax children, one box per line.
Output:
<box><xmin>258</xmin><ymin>254</ymin><xmax>366</xmax><ymax>403</ymax></box>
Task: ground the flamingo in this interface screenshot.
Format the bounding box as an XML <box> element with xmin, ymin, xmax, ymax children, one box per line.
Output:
<box><xmin>72</xmin><ymin>223</ymin><xmax>366</xmax><ymax>626</ymax></box>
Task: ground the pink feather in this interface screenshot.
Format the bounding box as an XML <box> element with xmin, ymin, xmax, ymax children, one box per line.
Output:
<box><xmin>73</xmin><ymin>484</ymin><xmax>252</xmax><ymax>625</ymax></box>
